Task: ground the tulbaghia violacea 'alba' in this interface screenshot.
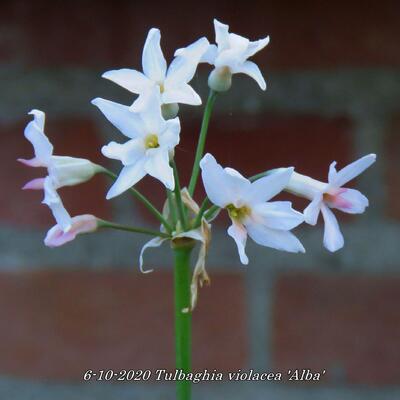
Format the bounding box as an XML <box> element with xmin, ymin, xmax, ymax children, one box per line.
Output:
<box><xmin>102</xmin><ymin>28</ymin><xmax>209</xmax><ymax>116</ymax></box>
<box><xmin>92</xmin><ymin>87</ymin><xmax>180</xmax><ymax>197</ymax></box>
<box><xmin>285</xmin><ymin>154</ymin><xmax>376</xmax><ymax>252</ymax></box>
<box><xmin>176</xmin><ymin>19</ymin><xmax>269</xmax><ymax>92</ymax></box>
<box><xmin>19</xmin><ymin>19</ymin><xmax>376</xmax><ymax>400</ymax></box>
<box><xmin>200</xmin><ymin>153</ymin><xmax>305</xmax><ymax>264</ymax></box>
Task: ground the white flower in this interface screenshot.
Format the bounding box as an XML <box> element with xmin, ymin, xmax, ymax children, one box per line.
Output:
<box><xmin>200</xmin><ymin>154</ymin><xmax>304</xmax><ymax>264</ymax></box>
<box><xmin>44</xmin><ymin>214</ymin><xmax>98</xmax><ymax>247</ymax></box>
<box><xmin>18</xmin><ymin>109</ymin><xmax>97</xmax><ymax>190</ymax></box>
<box><xmin>176</xmin><ymin>19</ymin><xmax>269</xmax><ymax>92</ymax></box>
<box><xmin>92</xmin><ymin>87</ymin><xmax>180</xmax><ymax>198</ymax></box>
<box><xmin>19</xmin><ymin>109</ymin><xmax>98</xmax><ymax>232</ymax></box>
<box><xmin>286</xmin><ymin>154</ymin><xmax>376</xmax><ymax>252</ymax></box>
<box><xmin>102</xmin><ymin>28</ymin><xmax>209</xmax><ymax>113</ymax></box>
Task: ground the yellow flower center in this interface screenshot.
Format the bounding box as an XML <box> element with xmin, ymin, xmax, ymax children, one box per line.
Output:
<box><xmin>158</xmin><ymin>83</ymin><xmax>165</xmax><ymax>93</ymax></box>
<box><xmin>144</xmin><ymin>134</ymin><xmax>159</xmax><ymax>149</ymax></box>
<box><xmin>226</xmin><ymin>204</ymin><xmax>251</xmax><ymax>221</ymax></box>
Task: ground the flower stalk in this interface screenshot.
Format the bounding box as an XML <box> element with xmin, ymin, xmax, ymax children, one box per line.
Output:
<box><xmin>172</xmin><ymin>240</ymin><xmax>194</xmax><ymax>400</ymax></box>
<box><xmin>98</xmin><ymin>219</ymin><xmax>170</xmax><ymax>238</ymax></box>
<box><xmin>100</xmin><ymin>167</ymin><xmax>173</xmax><ymax>233</ymax></box>
<box><xmin>171</xmin><ymin>159</ymin><xmax>189</xmax><ymax>231</ymax></box>
<box><xmin>188</xmin><ymin>90</ymin><xmax>217</xmax><ymax>196</ymax></box>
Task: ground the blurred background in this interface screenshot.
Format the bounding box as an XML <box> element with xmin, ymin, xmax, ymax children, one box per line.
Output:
<box><xmin>1</xmin><ymin>0</ymin><xmax>400</xmax><ymax>399</ymax></box>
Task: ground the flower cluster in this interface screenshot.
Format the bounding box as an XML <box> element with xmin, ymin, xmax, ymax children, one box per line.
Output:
<box><xmin>20</xmin><ymin>19</ymin><xmax>376</xmax><ymax>305</ymax></box>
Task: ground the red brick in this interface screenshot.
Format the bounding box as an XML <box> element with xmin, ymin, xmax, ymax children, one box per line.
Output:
<box><xmin>272</xmin><ymin>272</ymin><xmax>400</xmax><ymax>385</ymax></box>
<box><xmin>0</xmin><ymin>269</ymin><xmax>246</xmax><ymax>380</ymax></box>
<box><xmin>2</xmin><ymin>1</ymin><xmax>400</xmax><ymax>68</ymax></box>
<box><xmin>1</xmin><ymin>117</ymin><xmax>111</xmax><ymax>227</ymax></box>
<box><xmin>385</xmin><ymin>115</ymin><xmax>400</xmax><ymax>219</ymax></box>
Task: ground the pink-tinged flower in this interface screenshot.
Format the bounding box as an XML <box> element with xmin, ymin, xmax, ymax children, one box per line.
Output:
<box><xmin>102</xmin><ymin>28</ymin><xmax>209</xmax><ymax>114</ymax></box>
<box><xmin>200</xmin><ymin>154</ymin><xmax>305</xmax><ymax>264</ymax></box>
<box><xmin>44</xmin><ymin>214</ymin><xmax>98</xmax><ymax>247</ymax></box>
<box><xmin>286</xmin><ymin>154</ymin><xmax>376</xmax><ymax>252</ymax></box>
<box><xmin>18</xmin><ymin>109</ymin><xmax>97</xmax><ymax>190</ymax></box>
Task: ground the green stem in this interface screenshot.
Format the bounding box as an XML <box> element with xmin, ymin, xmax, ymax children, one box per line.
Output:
<box><xmin>98</xmin><ymin>220</ymin><xmax>170</xmax><ymax>238</ymax></box>
<box><xmin>171</xmin><ymin>159</ymin><xmax>188</xmax><ymax>231</ymax></box>
<box><xmin>188</xmin><ymin>90</ymin><xmax>217</xmax><ymax>196</ymax></box>
<box><xmin>203</xmin><ymin>204</ymin><xmax>220</xmax><ymax>221</ymax></box>
<box><xmin>167</xmin><ymin>189</ymin><xmax>178</xmax><ymax>227</ymax></box>
<box><xmin>193</xmin><ymin>197</ymin><xmax>210</xmax><ymax>228</ymax></box>
<box><xmin>100</xmin><ymin>167</ymin><xmax>172</xmax><ymax>233</ymax></box>
<box><xmin>172</xmin><ymin>241</ymin><xmax>194</xmax><ymax>400</ymax></box>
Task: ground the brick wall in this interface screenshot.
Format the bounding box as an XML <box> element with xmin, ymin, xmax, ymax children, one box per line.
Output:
<box><xmin>1</xmin><ymin>1</ymin><xmax>400</xmax><ymax>399</ymax></box>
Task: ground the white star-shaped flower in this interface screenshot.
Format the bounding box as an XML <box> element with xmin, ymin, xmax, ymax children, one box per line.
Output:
<box><xmin>286</xmin><ymin>154</ymin><xmax>376</xmax><ymax>252</ymax></box>
<box><xmin>102</xmin><ymin>28</ymin><xmax>209</xmax><ymax>113</ymax></box>
<box><xmin>177</xmin><ymin>19</ymin><xmax>269</xmax><ymax>92</ymax></box>
<box><xmin>92</xmin><ymin>87</ymin><xmax>180</xmax><ymax>198</ymax></box>
<box><xmin>200</xmin><ymin>154</ymin><xmax>305</xmax><ymax>264</ymax></box>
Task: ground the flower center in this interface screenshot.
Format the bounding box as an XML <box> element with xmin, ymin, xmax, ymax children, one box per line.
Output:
<box><xmin>323</xmin><ymin>189</ymin><xmax>352</xmax><ymax>209</ymax></box>
<box><xmin>144</xmin><ymin>134</ymin><xmax>159</xmax><ymax>149</ymax></box>
<box><xmin>226</xmin><ymin>204</ymin><xmax>251</xmax><ymax>221</ymax></box>
<box><xmin>158</xmin><ymin>83</ymin><xmax>165</xmax><ymax>93</ymax></box>
<box><xmin>323</xmin><ymin>192</ymin><xmax>336</xmax><ymax>203</ymax></box>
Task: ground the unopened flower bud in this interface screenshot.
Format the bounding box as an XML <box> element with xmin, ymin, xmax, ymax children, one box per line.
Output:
<box><xmin>161</xmin><ymin>103</ymin><xmax>179</xmax><ymax>119</ymax></box>
<box><xmin>208</xmin><ymin>67</ymin><xmax>232</xmax><ymax>92</ymax></box>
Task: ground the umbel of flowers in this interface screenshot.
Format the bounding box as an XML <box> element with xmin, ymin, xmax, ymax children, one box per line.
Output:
<box><xmin>19</xmin><ymin>19</ymin><xmax>376</xmax><ymax>400</ymax></box>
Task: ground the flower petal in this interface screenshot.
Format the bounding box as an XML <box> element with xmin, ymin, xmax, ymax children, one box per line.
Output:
<box><xmin>159</xmin><ymin>117</ymin><xmax>180</xmax><ymax>149</ymax></box>
<box><xmin>201</xmin><ymin>44</ymin><xmax>218</xmax><ymax>64</ymax></box>
<box><xmin>246</xmin><ymin>221</ymin><xmax>305</xmax><ymax>253</ymax></box>
<box><xmin>142</xmin><ymin>28</ymin><xmax>167</xmax><ymax>83</ymax></box>
<box><xmin>101</xmin><ymin>139</ymin><xmax>145</xmax><ymax>166</ymax></box>
<box><xmin>167</xmin><ymin>37</ymin><xmax>209</xmax><ymax>85</ymax></box>
<box><xmin>244</xmin><ymin>36</ymin><xmax>270</xmax><ymax>59</ymax></box>
<box><xmin>304</xmin><ymin>193</ymin><xmax>323</xmax><ymax>225</ymax></box>
<box><xmin>139</xmin><ymin>86</ymin><xmax>166</xmax><ymax>134</ymax></box>
<box><xmin>175</xmin><ymin>42</ymin><xmax>218</xmax><ymax>65</ymax></box>
<box><xmin>320</xmin><ymin>204</ymin><xmax>344</xmax><ymax>252</ymax></box>
<box><xmin>228</xmin><ymin>33</ymin><xmax>250</xmax><ymax>53</ymax></box>
<box><xmin>44</xmin><ymin>214</ymin><xmax>97</xmax><ymax>248</ymax></box>
<box><xmin>17</xmin><ymin>157</ymin><xmax>45</xmax><ymax>167</ymax></box>
<box><xmin>227</xmin><ymin>221</ymin><xmax>249</xmax><ymax>265</ymax></box>
<box><xmin>200</xmin><ymin>153</ymin><xmax>250</xmax><ymax>207</ymax></box>
<box><xmin>145</xmin><ymin>149</ymin><xmax>174</xmax><ymax>190</ymax></box>
<box><xmin>106</xmin><ymin>160</ymin><xmax>147</xmax><ymax>199</ymax></box>
<box><xmin>42</xmin><ymin>177</ymin><xmax>71</xmax><ymax>232</ymax></box>
<box><xmin>243</xmin><ymin>167</ymin><xmax>293</xmax><ymax>205</ymax></box>
<box><xmin>252</xmin><ymin>201</ymin><xmax>304</xmax><ymax>230</ymax></box>
<box><xmin>129</xmin><ymin>88</ymin><xmax>156</xmax><ymax>112</ymax></box>
<box><xmin>102</xmin><ymin>68</ymin><xmax>152</xmax><ymax>94</ymax></box>
<box><xmin>162</xmin><ymin>84</ymin><xmax>201</xmax><ymax>106</ymax></box>
<box><xmin>328</xmin><ymin>154</ymin><xmax>376</xmax><ymax>188</ymax></box>
<box><xmin>139</xmin><ymin>236</ymin><xmax>165</xmax><ymax>273</ymax></box>
<box><xmin>91</xmin><ymin>98</ymin><xmax>145</xmax><ymax>139</ymax></box>
<box><xmin>231</xmin><ymin>60</ymin><xmax>266</xmax><ymax>90</ymax></box>
<box><xmin>22</xmin><ymin>177</ymin><xmax>46</xmax><ymax>190</ymax></box>
<box><xmin>24</xmin><ymin>110</ymin><xmax>53</xmax><ymax>164</ymax></box>
<box><xmin>214</xmin><ymin>19</ymin><xmax>230</xmax><ymax>51</ymax></box>
<box><xmin>331</xmin><ymin>188</ymin><xmax>369</xmax><ymax>214</ymax></box>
